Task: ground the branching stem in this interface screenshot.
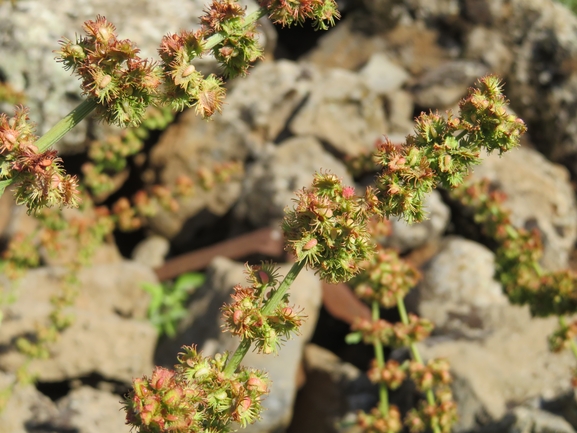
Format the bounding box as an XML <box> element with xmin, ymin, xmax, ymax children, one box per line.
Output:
<box><xmin>396</xmin><ymin>293</ymin><xmax>441</xmax><ymax>433</ymax></box>
<box><xmin>223</xmin><ymin>260</ymin><xmax>306</xmax><ymax>376</ymax></box>
<box><xmin>372</xmin><ymin>301</ymin><xmax>390</xmax><ymax>415</ymax></box>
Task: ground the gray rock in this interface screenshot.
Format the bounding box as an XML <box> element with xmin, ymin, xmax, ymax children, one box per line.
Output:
<box><xmin>411</xmin><ymin>60</ymin><xmax>489</xmax><ymax>109</ymax></box>
<box><xmin>132</xmin><ymin>235</ymin><xmax>170</xmax><ymax>269</ymax></box>
<box><xmin>301</xmin><ymin>14</ymin><xmax>388</xmax><ymax>71</ymax></box>
<box><xmin>359</xmin><ymin>53</ymin><xmax>410</xmax><ymax>96</ymax></box>
<box><xmin>464</xmin><ymin>26</ymin><xmax>513</xmax><ymax>76</ymax></box>
<box><xmin>146</xmin><ymin>107</ymin><xmax>249</xmax><ymax>243</ymax></box>
<box><xmin>419</xmin><ymin>236</ymin><xmax>508</xmax><ymax>338</ymax></box>
<box><xmin>384</xmin><ymin>190</ymin><xmax>450</xmax><ymax>253</ymax></box>
<box><xmin>56</xmin><ymin>386</ymin><xmax>131</xmax><ymax>433</ymax></box>
<box><xmin>156</xmin><ymin>256</ymin><xmax>322</xmax><ymax>433</ymax></box>
<box><xmin>470</xmin><ymin>147</ymin><xmax>577</xmax><ymax>270</ymax></box>
<box><xmin>477</xmin><ymin>406</ymin><xmax>576</xmax><ymax>433</ymax></box>
<box><xmin>0</xmin><ymin>262</ymin><xmax>158</xmax><ymax>383</ymax></box>
<box><xmin>234</xmin><ymin>135</ymin><xmax>354</xmax><ymax>227</ymax></box>
<box><xmin>0</xmin><ymin>0</ymin><xmax>262</xmax><ymax>153</ymax></box>
<box><xmin>225</xmin><ymin>60</ymin><xmax>317</xmax><ymax>146</ymax></box>
<box><xmin>385</xmin><ymin>89</ymin><xmax>415</xmax><ymax>136</ymax></box>
<box><xmin>289</xmin><ymin>67</ymin><xmax>388</xmax><ymax>157</ymax></box>
<box><xmin>419</xmin><ymin>305</ymin><xmax>575</xmax><ymax>421</ymax></box>
<box><xmin>0</xmin><ymin>372</ymin><xmax>59</xmax><ymax>433</ymax></box>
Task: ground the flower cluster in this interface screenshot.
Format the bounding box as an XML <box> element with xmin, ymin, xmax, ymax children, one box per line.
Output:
<box><xmin>354</xmin><ymin>248</ymin><xmax>420</xmax><ymax>308</ymax></box>
<box><xmin>57</xmin><ymin>16</ymin><xmax>162</xmax><ymax>127</ymax></box>
<box><xmin>283</xmin><ymin>172</ymin><xmax>379</xmax><ymax>283</ymax></box>
<box><xmin>0</xmin><ymin>107</ymin><xmax>80</xmax><ymax>214</ymax></box>
<box><xmin>124</xmin><ymin>346</ymin><xmax>269</xmax><ymax>432</ymax></box>
<box><xmin>351</xmin><ymin>315</ymin><xmax>433</xmax><ymax>348</ymax></box>
<box><xmin>405</xmin><ymin>390</ymin><xmax>457</xmax><ymax>433</ymax></box>
<box><xmin>200</xmin><ymin>0</ymin><xmax>263</xmax><ymax>78</ymax></box>
<box><xmin>157</xmin><ymin>29</ymin><xmax>226</xmax><ymax>116</ymax></box>
<box><xmin>258</xmin><ymin>0</ymin><xmax>340</xmax><ymax>30</ymax></box>
<box><xmin>357</xmin><ymin>406</ymin><xmax>403</xmax><ymax>433</ymax></box>
<box><xmin>550</xmin><ymin>319</ymin><xmax>577</xmax><ymax>353</ymax></box>
<box><xmin>367</xmin><ymin>359</ymin><xmax>407</xmax><ymax>390</ymax></box>
<box><xmin>451</xmin><ymin>178</ymin><xmax>577</xmax><ymax>317</ymax></box>
<box><xmin>221</xmin><ymin>263</ymin><xmax>304</xmax><ymax>354</ymax></box>
<box><xmin>374</xmin><ymin>75</ymin><xmax>527</xmax><ymax>223</ymax></box>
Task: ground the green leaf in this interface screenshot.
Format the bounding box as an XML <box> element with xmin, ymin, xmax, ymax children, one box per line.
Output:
<box><xmin>0</xmin><ymin>178</ymin><xmax>14</xmax><ymax>198</ymax></box>
<box><xmin>173</xmin><ymin>272</ymin><xmax>205</xmax><ymax>293</ymax></box>
<box><xmin>345</xmin><ymin>331</ymin><xmax>362</xmax><ymax>345</ymax></box>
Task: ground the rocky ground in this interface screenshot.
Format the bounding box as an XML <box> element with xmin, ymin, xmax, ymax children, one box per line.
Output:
<box><xmin>3</xmin><ymin>0</ymin><xmax>577</xmax><ymax>432</ymax></box>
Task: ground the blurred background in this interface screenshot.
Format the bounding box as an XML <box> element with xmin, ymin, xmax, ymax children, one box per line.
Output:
<box><xmin>2</xmin><ymin>0</ymin><xmax>577</xmax><ymax>432</ymax></box>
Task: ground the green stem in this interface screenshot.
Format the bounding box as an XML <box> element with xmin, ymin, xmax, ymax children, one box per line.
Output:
<box><xmin>396</xmin><ymin>293</ymin><xmax>441</xmax><ymax>433</ymax></box>
<box><xmin>204</xmin><ymin>8</ymin><xmax>268</xmax><ymax>51</ymax></box>
<box><xmin>372</xmin><ymin>301</ymin><xmax>389</xmax><ymax>415</ymax></box>
<box><xmin>261</xmin><ymin>260</ymin><xmax>306</xmax><ymax>317</ymax></box>
<box><xmin>559</xmin><ymin>316</ymin><xmax>577</xmax><ymax>361</ymax></box>
<box><xmin>223</xmin><ymin>260</ymin><xmax>306</xmax><ymax>376</ymax></box>
<box><xmin>35</xmin><ymin>99</ymin><xmax>98</xmax><ymax>153</ymax></box>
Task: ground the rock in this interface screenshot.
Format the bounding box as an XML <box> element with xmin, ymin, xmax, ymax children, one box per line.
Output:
<box><xmin>224</xmin><ymin>60</ymin><xmax>317</xmax><ymax>145</ymax></box>
<box><xmin>234</xmin><ymin>135</ymin><xmax>354</xmax><ymax>227</ymax></box>
<box><xmin>0</xmin><ymin>372</ymin><xmax>59</xmax><ymax>433</ymax></box>
<box><xmin>146</xmin><ymin>108</ymin><xmax>249</xmax><ymax>244</ymax></box>
<box><xmin>470</xmin><ymin>147</ymin><xmax>577</xmax><ymax>270</ymax></box>
<box><xmin>0</xmin><ymin>261</ymin><xmax>158</xmax><ymax>383</ymax></box>
<box><xmin>478</xmin><ymin>406</ymin><xmax>576</xmax><ymax>433</ymax></box>
<box><xmin>418</xmin><ymin>236</ymin><xmax>508</xmax><ymax>338</ymax></box>
<box><xmin>0</xmin><ymin>0</ymin><xmax>262</xmax><ymax>153</ymax></box>
<box><xmin>464</xmin><ymin>26</ymin><xmax>513</xmax><ymax>76</ymax></box>
<box><xmin>156</xmin><ymin>256</ymin><xmax>323</xmax><ymax>433</ymax></box>
<box><xmin>302</xmin><ymin>13</ymin><xmax>388</xmax><ymax>71</ymax></box>
<box><xmin>359</xmin><ymin>53</ymin><xmax>410</xmax><ymax>96</ymax></box>
<box><xmin>418</xmin><ymin>305</ymin><xmax>575</xmax><ymax>421</ymax></box>
<box><xmin>384</xmin><ymin>89</ymin><xmax>415</xmax><ymax>136</ymax></box>
<box><xmin>289</xmin><ymin>68</ymin><xmax>388</xmax><ymax>157</ymax></box>
<box><xmin>287</xmin><ymin>344</ymin><xmax>376</xmax><ymax>433</ymax></box>
<box><xmin>56</xmin><ymin>386</ymin><xmax>130</xmax><ymax>433</ymax></box>
<box><xmin>488</xmin><ymin>0</ymin><xmax>577</xmax><ymax>173</ymax></box>
<box><xmin>131</xmin><ymin>235</ymin><xmax>170</xmax><ymax>268</ymax></box>
<box><xmin>383</xmin><ymin>25</ymin><xmax>453</xmax><ymax>76</ymax></box>
<box><xmin>411</xmin><ymin>60</ymin><xmax>489</xmax><ymax>109</ymax></box>
<box><xmin>384</xmin><ymin>190</ymin><xmax>450</xmax><ymax>253</ymax></box>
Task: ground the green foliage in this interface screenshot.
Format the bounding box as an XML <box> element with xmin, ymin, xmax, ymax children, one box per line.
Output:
<box><xmin>557</xmin><ymin>0</ymin><xmax>577</xmax><ymax>14</ymax></box>
<box><xmin>142</xmin><ymin>272</ymin><xmax>205</xmax><ymax>338</ymax></box>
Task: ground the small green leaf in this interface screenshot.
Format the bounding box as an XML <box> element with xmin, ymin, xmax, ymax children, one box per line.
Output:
<box><xmin>345</xmin><ymin>331</ymin><xmax>362</xmax><ymax>345</ymax></box>
<box><xmin>0</xmin><ymin>178</ymin><xmax>14</xmax><ymax>198</ymax></box>
<box><xmin>173</xmin><ymin>272</ymin><xmax>205</xmax><ymax>293</ymax></box>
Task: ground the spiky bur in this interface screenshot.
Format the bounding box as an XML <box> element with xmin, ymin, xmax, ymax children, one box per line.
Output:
<box><xmin>200</xmin><ymin>0</ymin><xmax>264</xmax><ymax>78</ymax></box>
<box><xmin>222</xmin><ymin>263</ymin><xmax>304</xmax><ymax>355</ymax></box>
<box><xmin>0</xmin><ymin>107</ymin><xmax>80</xmax><ymax>213</ymax></box>
<box><xmin>157</xmin><ymin>29</ymin><xmax>226</xmax><ymax>116</ymax></box>
<box><xmin>374</xmin><ymin>75</ymin><xmax>527</xmax><ymax>224</ymax></box>
<box><xmin>258</xmin><ymin>0</ymin><xmax>340</xmax><ymax>30</ymax></box>
<box><xmin>282</xmin><ymin>172</ymin><xmax>380</xmax><ymax>284</ymax></box>
<box><xmin>57</xmin><ymin>16</ymin><xmax>163</xmax><ymax>127</ymax></box>
<box><xmin>124</xmin><ymin>346</ymin><xmax>269</xmax><ymax>433</ymax></box>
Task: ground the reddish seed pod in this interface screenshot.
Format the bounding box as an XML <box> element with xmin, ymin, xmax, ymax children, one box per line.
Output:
<box><xmin>258</xmin><ymin>270</ymin><xmax>269</xmax><ymax>285</ymax></box>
